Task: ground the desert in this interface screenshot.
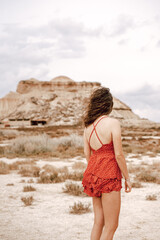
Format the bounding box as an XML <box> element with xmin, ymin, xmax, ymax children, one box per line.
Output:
<box><xmin>0</xmin><ymin>76</ymin><xmax>160</xmax><ymax>240</ymax></box>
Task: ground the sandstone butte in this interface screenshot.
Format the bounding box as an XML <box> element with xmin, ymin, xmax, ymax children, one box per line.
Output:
<box><xmin>0</xmin><ymin>76</ymin><xmax>157</xmax><ymax>127</ymax></box>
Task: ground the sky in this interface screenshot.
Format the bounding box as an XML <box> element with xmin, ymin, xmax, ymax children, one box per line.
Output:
<box><xmin>0</xmin><ymin>0</ymin><xmax>160</xmax><ymax>122</ymax></box>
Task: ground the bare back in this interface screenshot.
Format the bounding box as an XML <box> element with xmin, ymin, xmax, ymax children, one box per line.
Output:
<box><xmin>85</xmin><ymin>116</ymin><xmax>113</xmax><ymax>151</ymax></box>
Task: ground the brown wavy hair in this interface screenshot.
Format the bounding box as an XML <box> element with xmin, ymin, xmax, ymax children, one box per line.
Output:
<box><xmin>84</xmin><ymin>87</ymin><xmax>113</xmax><ymax>127</ymax></box>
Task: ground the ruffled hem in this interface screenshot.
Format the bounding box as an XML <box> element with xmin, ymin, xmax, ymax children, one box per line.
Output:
<box><xmin>82</xmin><ymin>173</ymin><xmax>122</xmax><ymax>197</ymax></box>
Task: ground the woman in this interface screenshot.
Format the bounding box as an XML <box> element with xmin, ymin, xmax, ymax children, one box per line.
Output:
<box><xmin>82</xmin><ymin>87</ymin><xmax>132</xmax><ymax>240</ymax></box>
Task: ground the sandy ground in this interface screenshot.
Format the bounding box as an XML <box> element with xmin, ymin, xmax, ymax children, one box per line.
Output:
<box><xmin>0</xmin><ymin>156</ymin><xmax>160</xmax><ymax>240</ymax></box>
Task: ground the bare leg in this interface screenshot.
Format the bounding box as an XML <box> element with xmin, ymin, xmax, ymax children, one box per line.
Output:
<box><xmin>91</xmin><ymin>197</ymin><xmax>104</xmax><ymax>240</ymax></box>
<box><xmin>100</xmin><ymin>191</ymin><xmax>121</xmax><ymax>240</ymax></box>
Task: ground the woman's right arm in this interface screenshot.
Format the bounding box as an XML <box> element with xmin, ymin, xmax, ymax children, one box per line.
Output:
<box><xmin>83</xmin><ymin>129</ymin><xmax>91</xmax><ymax>163</ymax></box>
<box><xmin>112</xmin><ymin>119</ymin><xmax>132</xmax><ymax>193</ymax></box>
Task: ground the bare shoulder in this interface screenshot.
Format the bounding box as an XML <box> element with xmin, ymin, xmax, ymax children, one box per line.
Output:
<box><xmin>107</xmin><ymin>117</ymin><xmax>120</xmax><ymax>126</ymax></box>
<box><xmin>106</xmin><ymin>118</ymin><xmax>121</xmax><ymax>133</ymax></box>
<box><xmin>83</xmin><ymin>127</ymin><xmax>87</xmax><ymax>137</ymax></box>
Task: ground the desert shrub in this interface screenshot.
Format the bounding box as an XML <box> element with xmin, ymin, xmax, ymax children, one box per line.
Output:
<box><xmin>38</xmin><ymin>172</ymin><xmax>63</xmax><ymax>183</ymax></box>
<box><xmin>151</xmin><ymin>162</ymin><xmax>160</xmax><ymax>172</ymax></box>
<box><xmin>140</xmin><ymin>161</ymin><xmax>148</xmax><ymax>166</ymax></box>
<box><xmin>57</xmin><ymin>134</ymin><xmax>83</xmax><ymax>148</ymax></box>
<box><xmin>128</xmin><ymin>164</ymin><xmax>142</xmax><ymax>174</ymax></box>
<box><xmin>20</xmin><ymin>179</ymin><xmax>26</xmax><ymax>183</ymax></box>
<box><xmin>66</xmin><ymin>171</ymin><xmax>84</xmax><ymax>181</ymax></box>
<box><xmin>63</xmin><ymin>182</ymin><xmax>86</xmax><ymax>196</ymax></box>
<box><xmin>37</xmin><ymin>164</ymin><xmax>83</xmax><ymax>184</ymax></box>
<box><xmin>145</xmin><ymin>194</ymin><xmax>157</xmax><ymax>201</ymax></box>
<box><xmin>72</xmin><ymin>162</ymin><xmax>87</xmax><ymax>170</ymax></box>
<box><xmin>42</xmin><ymin>164</ymin><xmax>59</xmax><ymax>173</ymax></box>
<box><xmin>124</xmin><ymin>147</ymin><xmax>132</xmax><ymax>153</ymax></box>
<box><xmin>0</xmin><ymin>161</ymin><xmax>10</xmax><ymax>174</ymax></box>
<box><xmin>0</xmin><ymin>146</ymin><xmax>4</xmax><ymax>155</ymax></box>
<box><xmin>5</xmin><ymin>133</ymin><xmax>83</xmax><ymax>156</ymax></box>
<box><xmin>21</xmin><ymin>196</ymin><xmax>34</xmax><ymax>206</ymax></box>
<box><xmin>58</xmin><ymin>166</ymin><xmax>69</xmax><ymax>175</ymax></box>
<box><xmin>123</xmin><ymin>143</ymin><xmax>130</xmax><ymax>147</ymax></box>
<box><xmin>8</xmin><ymin>162</ymin><xmax>20</xmax><ymax>170</ymax></box>
<box><xmin>9</xmin><ymin>160</ymin><xmax>35</xmax><ymax>170</ymax></box>
<box><xmin>0</xmin><ymin>129</ymin><xmax>20</xmax><ymax>138</ymax></box>
<box><xmin>23</xmin><ymin>185</ymin><xmax>36</xmax><ymax>192</ymax></box>
<box><xmin>132</xmin><ymin>182</ymin><xmax>143</xmax><ymax>188</ymax></box>
<box><xmin>6</xmin><ymin>134</ymin><xmax>53</xmax><ymax>155</ymax></box>
<box><xmin>18</xmin><ymin>165</ymin><xmax>40</xmax><ymax>177</ymax></box>
<box><xmin>27</xmin><ymin>179</ymin><xmax>34</xmax><ymax>183</ymax></box>
<box><xmin>138</xmin><ymin>137</ymin><xmax>144</xmax><ymax>141</ymax></box>
<box><xmin>37</xmin><ymin>165</ymin><xmax>66</xmax><ymax>183</ymax></box>
<box><xmin>136</xmin><ymin>171</ymin><xmax>158</xmax><ymax>183</ymax></box>
<box><xmin>9</xmin><ymin>160</ymin><xmax>35</xmax><ymax>171</ymax></box>
<box><xmin>69</xmin><ymin>201</ymin><xmax>91</xmax><ymax>214</ymax></box>
<box><xmin>6</xmin><ymin>183</ymin><xmax>14</xmax><ymax>186</ymax></box>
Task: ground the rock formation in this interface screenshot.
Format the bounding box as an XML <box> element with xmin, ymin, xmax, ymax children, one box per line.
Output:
<box><xmin>0</xmin><ymin>76</ymin><xmax>156</xmax><ymax>127</ymax></box>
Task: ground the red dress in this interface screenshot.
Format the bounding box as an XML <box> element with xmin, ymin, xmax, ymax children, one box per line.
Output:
<box><xmin>82</xmin><ymin>116</ymin><xmax>122</xmax><ymax>197</ymax></box>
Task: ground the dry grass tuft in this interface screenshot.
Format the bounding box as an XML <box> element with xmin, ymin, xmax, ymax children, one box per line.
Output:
<box><xmin>37</xmin><ymin>165</ymin><xmax>66</xmax><ymax>183</ymax></box>
<box><xmin>37</xmin><ymin>164</ymin><xmax>83</xmax><ymax>184</ymax></box>
<box><xmin>72</xmin><ymin>162</ymin><xmax>86</xmax><ymax>170</ymax></box>
<box><xmin>6</xmin><ymin>183</ymin><xmax>14</xmax><ymax>186</ymax></box>
<box><xmin>136</xmin><ymin>171</ymin><xmax>159</xmax><ymax>183</ymax></box>
<box><xmin>145</xmin><ymin>194</ymin><xmax>157</xmax><ymax>201</ymax></box>
<box><xmin>21</xmin><ymin>196</ymin><xmax>34</xmax><ymax>206</ymax></box>
<box><xmin>5</xmin><ymin>134</ymin><xmax>53</xmax><ymax>156</ymax></box>
<box><xmin>0</xmin><ymin>161</ymin><xmax>10</xmax><ymax>174</ymax></box>
<box><xmin>42</xmin><ymin>164</ymin><xmax>59</xmax><ymax>173</ymax></box>
<box><xmin>18</xmin><ymin>165</ymin><xmax>40</xmax><ymax>177</ymax></box>
<box><xmin>0</xmin><ymin>146</ymin><xmax>4</xmax><ymax>155</ymax></box>
<box><xmin>128</xmin><ymin>164</ymin><xmax>143</xmax><ymax>174</ymax></box>
<box><xmin>63</xmin><ymin>182</ymin><xmax>86</xmax><ymax>196</ymax></box>
<box><xmin>132</xmin><ymin>181</ymin><xmax>143</xmax><ymax>188</ymax></box>
<box><xmin>38</xmin><ymin>172</ymin><xmax>63</xmax><ymax>183</ymax></box>
<box><xmin>20</xmin><ymin>179</ymin><xmax>26</xmax><ymax>183</ymax></box>
<box><xmin>23</xmin><ymin>185</ymin><xmax>36</xmax><ymax>192</ymax></box>
<box><xmin>27</xmin><ymin>179</ymin><xmax>34</xmax><ymax>183</ymax></box>
<box><xmin>151</xmin><ymin>162</ymin><xmax>160</xmax><ymax>172</ymax></box>
<box><xmin>0</xmin><ymin>160</ymin><xmax>37</xmax><ymax>175</ymax></box>
<box><xmin>5</xmin><ymin>133</ymin><xmax>83</xmax><ymax>157</ymax></box>
<box><xmin>9</xmin><ymin>160</ymin><xmax>36</xmax><ymax>171</ymax></box>
<box><xmin>38</xmin><ymin>164</ymin><xmax>68</xmax><ymax>183</ymax></box>
<box><xmin>56</xmin><ymin>134</ymin><xmax>83</xmax><ymax>149</ymax></box>
<box><xmin>0</xmin><ymin>129</ymin><xmax>20</xmax><ymax>138</ymax></box>
<box><xmin>69</xmin><ymin>201</ymin><xmax>91</xmax><ymax>214</ymax></box>
<box><xmin>66</xmin><ymin>171</ymin><xmax>84</xmax><ymax>181</ymax></box>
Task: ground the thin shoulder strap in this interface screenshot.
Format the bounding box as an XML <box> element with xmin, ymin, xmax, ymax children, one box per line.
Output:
<box><xmin>93</xmin><ymin>122</ymin><xmax>103</xmax><ymax>145</ymax></box>
<box><xmin>89</xmin><ymin>127</ymin><xmax>95</xmax><ymax>145</ymax></box>
<box><xmin>89</xmin><ymin>116</ymin><xmax>108</xmax><ymax>145</ymax></box>
<box><xmin>94</xmin><ymin>116</ymin><xmax>108</xmax><ymax>128</ymax></box>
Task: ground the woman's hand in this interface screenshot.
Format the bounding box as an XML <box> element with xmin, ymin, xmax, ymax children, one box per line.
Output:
<box><xmin>125</xmin><ymin>179</ymin><xmax>132</xmax><ymax>193</ymax></box>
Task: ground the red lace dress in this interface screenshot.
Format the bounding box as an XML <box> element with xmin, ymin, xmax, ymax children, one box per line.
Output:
<box><xmin>82</xmin><ymin>117</ymin><xmax>122</xmax><ymax>197</ymax></box>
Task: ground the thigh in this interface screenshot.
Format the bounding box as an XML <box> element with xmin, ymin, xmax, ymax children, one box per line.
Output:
<box><xmin>101</xmin><ymin>191</ymin><xmax>121</xmax><ymax>226</ymax></box>
<box><xmin>92</xmin><ymin>197</ymin><xmax>104</xmax><ymax>223</ymax></box>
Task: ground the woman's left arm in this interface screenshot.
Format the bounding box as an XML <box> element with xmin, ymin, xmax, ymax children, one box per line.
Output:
<box><xmin>83</xmin><ymin>129</ymin><xmax>91</xmax><ymax>162</ymax></box>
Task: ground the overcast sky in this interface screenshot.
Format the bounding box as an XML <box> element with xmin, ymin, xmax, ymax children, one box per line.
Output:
<box><xmin>0</xmin><ymin>0</ymin><xmax>160</xmax><ymax>122</ymax></box>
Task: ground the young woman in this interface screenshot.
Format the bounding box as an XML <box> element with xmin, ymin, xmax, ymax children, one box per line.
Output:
<box><xmin>82</xmin><ymin>87</ymin><xmax>132</xmax><ymax>240</ymax></box>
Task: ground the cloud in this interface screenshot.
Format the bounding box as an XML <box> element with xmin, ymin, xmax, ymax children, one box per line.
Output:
<box><xmin>108</xmin><ymin>15</ymin><xmax>136</xmax><ymax>37</ymax></box>
<box><xmin>156</xmin><ymin>40</ymin><xmax>160</xmax><ymax>47</ymax></box>
<box><xmin>117</xmin><ymin>38</ymin><xmax>129</xmax><ymax>45</ymax></box>
<box><xmin>0</xmin><ymin>18</ymin><xmax>102</xmax><ymax>97</ymax></box>
<box><xmin>116</xmin><ymin>84</ymin><xmax>160</xmax><ymax>122</ymax></box>
<box><xmin>1</xmin><ymin>19</ymin><xmax>101</xmax><ymax>58</ymax></box>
